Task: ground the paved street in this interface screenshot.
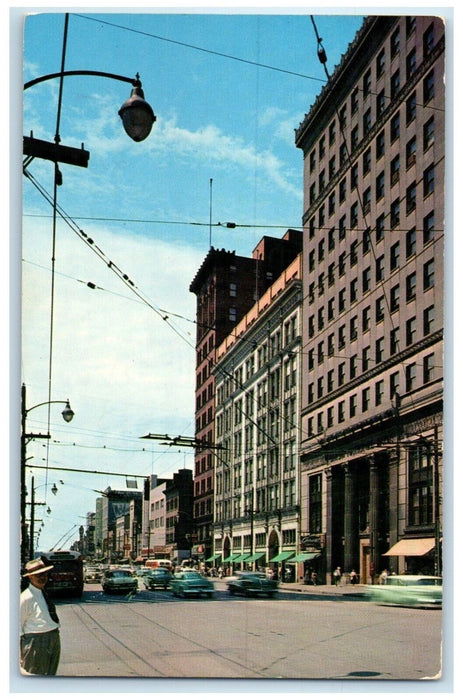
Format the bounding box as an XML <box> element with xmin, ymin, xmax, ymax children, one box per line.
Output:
<box><xmin>50</xmin><ymin>578</ymin><xmax>443</xmax><ymax>680</ymax></box>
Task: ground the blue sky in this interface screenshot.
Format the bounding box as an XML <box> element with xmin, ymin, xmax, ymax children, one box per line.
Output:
<box><xmin>19</xmin><ymin>7</ymin><xmax>377</xmax><ymax>552</ymax></box>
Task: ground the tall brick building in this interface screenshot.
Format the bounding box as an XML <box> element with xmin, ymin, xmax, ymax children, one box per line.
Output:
<box><xmin>296</xmin><ymin>16</ymin><xmax>444</xmax><ymax>582</ymax></box>
<box><xmin>189</xmin><ymin>231</ymin><xmax>302</xmax><ymax>560</ymax></box>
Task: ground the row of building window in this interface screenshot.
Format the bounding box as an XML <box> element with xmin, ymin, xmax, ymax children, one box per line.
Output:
<box><xmin>306</xmin><ymin>353</ymin><xmax>436</xmax><ymax>435</ymax></box>
<box><xmin>307</xmin><ymin>260</ymin><xmax>435</xmax><ymax>342</ymax></box>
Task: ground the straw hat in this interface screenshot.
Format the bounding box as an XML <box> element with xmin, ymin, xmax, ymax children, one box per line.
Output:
<box><xmin>22</xmin><ymin>558</ymin><xmax>53</xmax><ymax>577</ymax></box>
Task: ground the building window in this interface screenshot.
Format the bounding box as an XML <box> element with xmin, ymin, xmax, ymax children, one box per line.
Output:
<box><xmin>362</xmin><ymin>346</ymin><xmax>369</xmax><ymax>371</ymax></box>
<box><xmin>349</xmin><ymin>394</ymin><xmax>357</xmax><ymax>417</ymax></box>
<box><xmin>375</xmin><ymin>379</ymin><xmax>384</xmax><ymax>406</ymax></box>
<box><xmin>362</xmin><ymin>306</ymin><xmax>370</xmax><ymax>332</ymax></box>
<box><xmin>391</xmin><ymin>26</ymin><xmax>400</xmax><ymax>57</ymax></box>
<box><xmin>406</xmin><ymin>16</ymin><xmax>416</xmax><ymax>37</ymax></box>
<box><xmin>363</xmin><ymin>148</ymin><xmax>371</xmax><ymax>175</ymax></box>
<box><xmin>390</xmin><ymin>198</ymin><xmax>400</xmax><ymax>229</ymax></box>
<box><xmin>229</xmin><ymin>307</ymin><xmax>237</xmax><ymax>322</ymax></box>
<box><xmin>338</xmin><ymin>401</ymin><xmax>345</xmax><ymax>423</ymax></box>
<box><xmin>339</xmin><ymin>104</ymin><xmax>347</xmax><ymax>130</ymax></box>
<box><xmin>351</xmin><ymin>87</ymin><xmax>359</xmax><ymax>114</ymax></box>
<box><xmin>424</xmin><ymin>164</ymin><xmax>435</xmax><ymax>197</ymax></box>
<box><xmin>390</xmin><ymin>327</ymin><xmax>400</xmax><ymax>355</ymax></box>
<box><xmin>406</xmin><ymin>317</ymin><xmax>417</xmax><ymax>346</ymax></box>
<box><xmin>406</xmin><ymin>181</ymin><xmax>417</xmax><ymax>213</ymax></box>
<box><xmin>390</xmin><ymin>371</ymin><xmax>400</xmax><ymax>399</ymax></box>
<box><xmin>364</xmin><ymin>108</ymin><xmax>372</xmax><ymax>136</ymax></box>
<box><xmin>376</xmin><ymin>130</ymin><xmax>385</xmax><ymax>158</ymax></box>
<box><xmin>351</xmin><ymin>162</ymin><xmax>359</xmax><ymax>190</ymax></box>
<box><xmin>376</xmin><ymin>170</ymin><xmax>385</xmax><ymax>200</ymax></box>
<box><xmin>376</xmin><ymin>213</ymin><xmax>385</xmax><ymax>241</ymax></box>
<box><xmin>390</xmin><ymin>284</ymin><xmax>400</xmax><ymax>312</ymax></box>
<box><xmin>363</xmin><ymin>68</ymin><xmax>371</xmax><ymax>96</ymax></box>
<box><xmin>423</xmin><ymin>69</ymin><xmax>435</xmax><ymax>103</ymax></box>
<box><xmin>406</xmin><ymin>227</ymin><xmax>416</xmax><ymax>257</ymax></box>
<box><xmin>376</xmin><ymin>48</ymin><xmax>386</xmax><ymax>78</ymax></box>
<box><xmin>424</xmin><ymin>305</ymin><xmax>435</xmax><ymax>335</ymax></box>
<box><xmin>406</xmin><ymin>92</ymin><xmax>417</xmax><ymax>123</ymax></box>
<box><xmin>376</xmin><ymin>255</ymin><xmax>385</xmax><ymax>283</ymax></box>
<box><xmin>309</xmin><ymin>474</ymin><xmax>322</xmax><ymax>533</ymax></box>
<box><xmin>424</xmin><ymin>259</ymin><xmax>435</xmax><ymax>289</ymax></box>
<box><xmin>229</xmin><ymin>283</ymin><xmax>237</xmax><ymax>297</ymax></box>
<box><xmin>376</xmin><ymin>295</ymin><xmax>385</xmax><ymax>323</ymax></box>
<box><xmin>424</xmin><ymin>210</ymin><xmax>435</xmax><ymax>244</ymax></box>
<box><xmin>387</xmin><ymin>245</ymin><xmax>399</xmax><ymax>277</ymax></box>
<box><xmin>391</xmin><ymin>69</ymin><xmax>400</xmax><ymax>98</ymax></box>
<box><xmin>390</xmin><ymin>155</ymin><xmax>400</xmax><ymax>186</ymax></box>
<box><xmin>362</xmin><ymin>266</ymin><xmax>371</xmax><ymax>293</ymax></box>
<box><xmin>424</xmin><ymin>353</ymin><xmax>435</xmax><ymax>384</ymax></box>
<box><xmin>363</xmin><ymin>186</ymin><xmax>371</xmax><ymax>213</ymax></box>
<box><xmin>339</xmin><ymin>178</ymin><xmax>347</xmax><ymax>203</ymax></box>
<box><xmin>406</xmin><ymin>272</ymin><xmax>417</xmax><ymax>301</ymax></box>
<box><xmin>375</xmin><ymin>337</ymin><xmax>385</xmax><ymax>363</ymax></box>
<box><xmin>423</xmin><ymin>22</ymin><xmax>435</xmax><ymax>56</ymax></box>
<box><xmin>406</xmin><ymin>136</ymin><xmax>417</xmax><ymax>167</ymax></box>
<box><xmin>319</xmin><ymin>135</ymin><xmax>325</xmax><ymax>159</ymax></box>
<box><xmin>351</xmin><ymin>125</ymin><xmax>359</xmax><ymax>151</ymax></box>
<box><xmin>309</xmin><ymin>150</ymin><xmax>316</xmax><ymax>173</ymax></box>
<box><xmin>377</xmin><ymin>89</ymin><xmax>386</xmax><ymax>116</ymax></box>
<box><xmin>329</xmin><ymin>119</ymin><xmax>336</xmax><ymax>145</ymax></box>
<box><xmin>390</xmin><ymin>111</ymin><xmax>400</xmax><ymax>142</ymax></box>
<box><xmin>424</xmin><ymin>117</ymin><xmax>435</xmax><ymax>151</ymax></box>
<box><xmin>406</xmin><ymin>48</ymin><xmax>417</xmax><ymax>78</ymax></box>
<box><xmin>362</xmin><ymin>387</ymin><xmax>370</xmax><ymax>412</ymax></box>
<box><xmin>338</xmin><ymin>362</ymin><xmax>345</xmax><ymax>386</ymax></box>
<box><xmin>406</xmin><ymin>363</ymin><xmax>417</xmax><ymax>392</ymax></box>
<box><xmin>340</xmin><ymin>142</ymin><xmax>348</xmax><ymax>166</ymax></box>
<box><xmin>350</xmin><ymin>354</ymin><xmax>357</xmax><ymax>379</ymax></box>
<box><xmin>408</xmin><ymin>445</ymin><xmax>433</xmax><ymax>526</ymax></box>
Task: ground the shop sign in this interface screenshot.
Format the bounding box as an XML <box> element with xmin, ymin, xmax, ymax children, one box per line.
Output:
<box><xmin>300</xmin><ymin>534</ymin><xmax>325</xmax><ymax>550</ymax></box>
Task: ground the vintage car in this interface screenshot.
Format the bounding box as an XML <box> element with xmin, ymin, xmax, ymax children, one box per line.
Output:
<box><xmin>84</xmin><ymin>565</ymin><xmax>103</xmax><ymax>583</ymax></box>
<box><xmin>170</xmin><ymin>570</ymin><xmax>215</xmax><ymax>598</ymax></box>
<box><xmin>101</xmin><ymin>568</ymin><xmax>138</xmax><ymax>595</ymax></box>
<box><xmin>367</xmin><ymin>575</ymin><xmax>442</xmax><ymax>608</ymax></box>
<box><xmin>144</xmin><ymin>567</ymin><xmax>173</xmax><ymax>590</ymax></box>
<box><xmin>227</xmin><ymin>571</ymin><xmax>279</xmax><ymax>598</ymax></box>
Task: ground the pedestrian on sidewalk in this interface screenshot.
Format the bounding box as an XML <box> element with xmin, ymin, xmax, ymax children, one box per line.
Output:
<box><xmin>333</xmin><ymin>566</ymin><xmax>342</xmax><ymax>586</ymax></box>
<box><xmin>20</xmin><ymin>558</ymin><xmax>61</xmax><ymax>676</ymax></box>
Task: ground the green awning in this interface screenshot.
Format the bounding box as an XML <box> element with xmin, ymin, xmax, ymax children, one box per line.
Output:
<box><xmin>287</xmin><ymin>553</ymin><xmax>320</xmax><ymax>563</ymax></box>
<box><xmin>269</xmin><ymin>551</ymin><xmax>295</xmax><ymax>563</ymax></box>
<box><xmin>222</xmin><ymin>553</ymin><xmax>241</xmax><ymax>564</ymax></box>
<box><xmin>205</xmin><ymin>554</ymin><xmax>221</xmax><ymax>563</ymax></box>
<box><xmin>244</xmin><ymin>552</ymin><xmax>266</xmax><ymax>562</ymax></box>
<box><xmin>233</xmin><ymin>554</ymin><xmax>249</xmax><ymax>563</ymax></box>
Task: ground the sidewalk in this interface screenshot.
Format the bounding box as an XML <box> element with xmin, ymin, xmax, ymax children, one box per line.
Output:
<box><xmin>220</xmin><ymin>576</ymin><xmax>368</xmax><ymax>598</ymax></box>
<box><xmin>278</xmin><ymin>581</ymin><xmax>368</xmax><ymax>597</ymax></box>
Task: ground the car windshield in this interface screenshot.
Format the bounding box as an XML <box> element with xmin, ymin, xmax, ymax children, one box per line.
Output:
<box><xmin>182</xmin><ymin>572</ymin><xmax>201</xmax><ymax>579</ymax></box>
<box><xmin>111</xmin><ymin>571</ymin><xmax>132</xmax><ymax>578</ymax></box>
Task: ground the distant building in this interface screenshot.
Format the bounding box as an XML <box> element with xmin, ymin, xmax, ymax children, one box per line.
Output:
<box><xmin>190</xmin><ymin>232</ymin><xmax>302</xmax><ymax>560</ymax></box>
<box><xmin>213</xmin><ymin>254</ymin><xmax>303</xmax><ymax>579</ymax></box>
<box><xmin>295</xmin><ymin>16</ymin><xmax>444</xmax><ymax>582</ymax></box>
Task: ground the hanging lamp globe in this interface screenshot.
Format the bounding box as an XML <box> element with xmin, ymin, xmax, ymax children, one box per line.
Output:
<box><xmin>119</xmin><ymin>75</ymin><xmax>156</xmax><ymax>142</ymax></box>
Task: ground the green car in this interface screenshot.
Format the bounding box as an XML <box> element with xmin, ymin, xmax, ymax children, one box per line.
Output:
<box><xmin>227</xmin><ymin>572</ymin><xmax>278</xmax><ymax>598</ymax></box>
<box><xmin>144</xmin><ymin>567</ymin><xmax>173</xmax><ymax>590</ymax></box>
<box><xmin>170</xmin><ymin>571</ymin><xmax>215</xmax><ymax>598</ymax></box>
<box><xmin>367</xmin><ymin>575</ymin><xmax>442</xmax><ymax>608</ymax></box>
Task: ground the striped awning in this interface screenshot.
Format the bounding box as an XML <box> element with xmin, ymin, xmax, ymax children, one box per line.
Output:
<box><xmin>384</xmin><ymin>538</ymin><xmax>435</xmax><ymax>557</ymax></box>
<box><xmin>222</xmin><ymin>553</ymin><xmax>241</xmax><ymax>564</ymax></box>
<box><xmin>245</xmin><ymin>552</ymin><xmax>266</xmax><ymax>562</ymax></box>
<box><xmin>269</xmin><ymin>551</ymin><xmax>295</xmax><ymax>563</ymax></box>
<box><xmin>287</xmin><ymin>552</ymin><xmax>320</xmax><ymax>563</ymax></box>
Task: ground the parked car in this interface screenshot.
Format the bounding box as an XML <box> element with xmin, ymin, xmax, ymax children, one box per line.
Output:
<box><xmin>84</xmin><ymin>565</ymin><xmax>102</xmax><ymax>583</ymax></box>
<box><xmin>227</xmin><ymin>571</ymin><xmax>279</xmax><ymax>598</ymax></box>
<box><xmin>367</xmin><ymin>575</ymin><xmax>442</xmax><ymax>608</ymax></box>
<box><xmin>170</xmin><ymin>571</ymin><xmax>215</xmax><ymax>598</ymax></box>
<box><xmin>144</xmin><ymin>567</ymin><xmax>173</xmax><ymax>590</ymax></box>
<box><xmin>101</xmin><ymin>568</ymin><xmax>138</xmax><ymax>595</ymax></box>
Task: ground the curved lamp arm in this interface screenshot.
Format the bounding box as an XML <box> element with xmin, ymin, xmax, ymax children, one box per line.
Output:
<box><xmin>24</xmin><ymin>70</ymin><xmax>156</xmax><ymax>142</ymax></box>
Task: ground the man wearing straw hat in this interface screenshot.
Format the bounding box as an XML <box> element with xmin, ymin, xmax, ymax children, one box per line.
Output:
<box><xmin>20</xmin><ymin>558</ymin><xmax>61</xmax><ymax>675</ymax></box>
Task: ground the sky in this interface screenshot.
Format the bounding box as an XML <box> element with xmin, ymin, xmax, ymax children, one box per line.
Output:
<box><xmin>14</xmin><ymin>3</ymin><xmax>446</xmax><ymax>554</ymax></box>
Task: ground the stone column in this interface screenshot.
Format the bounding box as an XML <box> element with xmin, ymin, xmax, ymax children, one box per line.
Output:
<box><xmin>325</xmin><ymin>468</ymin><xmax>333</xmax><ymax>584</ymax></box>
<box><xmin>343</xmin><ymin>463</ymin><xmax>356</xmax><ymax>574</ymax></box>
<box><xmin>368</xmin><ymin>456</ymin><xmax>380</xmax><ymax>579</ymax></box>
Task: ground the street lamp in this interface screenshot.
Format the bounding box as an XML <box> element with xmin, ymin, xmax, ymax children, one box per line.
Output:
<box><xmin>21</xmin><ymin>382</ymin><xmax>74</xmax><ymax>566</ymax></box>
